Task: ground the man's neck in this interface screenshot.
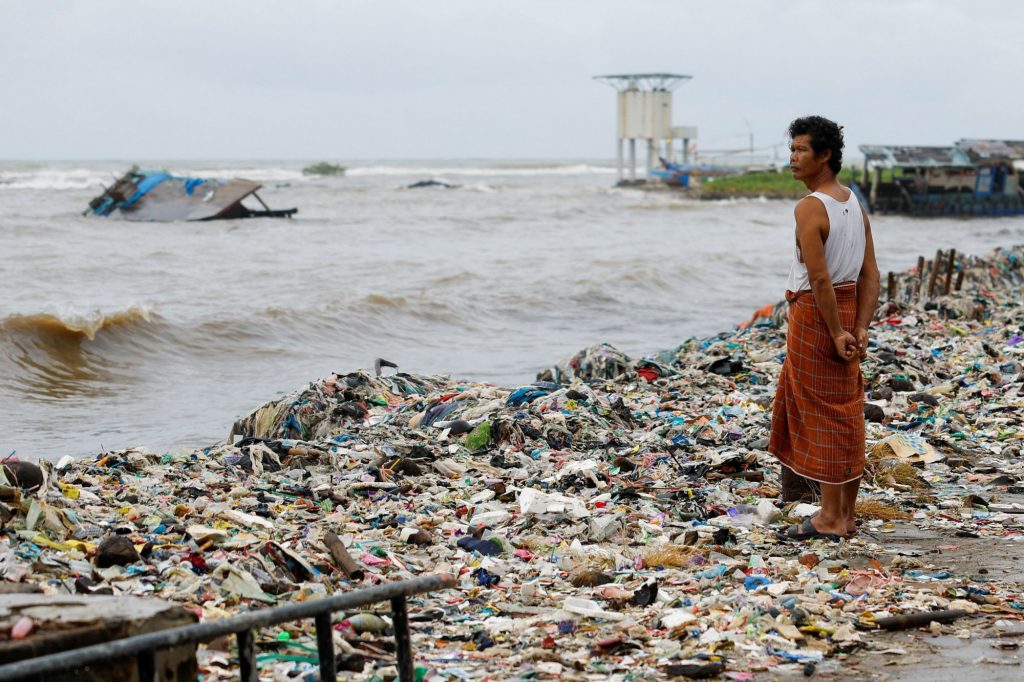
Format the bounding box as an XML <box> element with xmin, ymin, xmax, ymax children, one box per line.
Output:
<box><xmin>802</xmin><ymin>169</ymin><xmax>839</xmax><ymax>193</ymax></box>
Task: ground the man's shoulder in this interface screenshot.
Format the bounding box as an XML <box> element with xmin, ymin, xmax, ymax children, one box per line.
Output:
<box><xmin>794</xmin><ymin>194</ymin><xmax>827</xmax><ymax>217</ymax></box>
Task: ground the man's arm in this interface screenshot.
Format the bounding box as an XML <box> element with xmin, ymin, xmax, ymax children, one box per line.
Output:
<box><xmin>795</xmin><ymin>198</ymin><xmax>857</xmax><ymax>360</ymax></box>
<box><xmin>854</xmin><ymin>211</ymin><xmax>880</xmax><ymax>358</ymax></box>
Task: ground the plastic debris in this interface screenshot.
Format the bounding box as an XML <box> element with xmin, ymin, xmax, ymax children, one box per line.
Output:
<box><xmin>3</xmin><ymin>244</ymin><xmax>1024</xmax><ymax>679</ymax></box>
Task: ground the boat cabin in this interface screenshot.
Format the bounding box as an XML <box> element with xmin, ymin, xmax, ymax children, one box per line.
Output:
<box><xmin>855</xmin><ymin>142</ymin><xmax>1024</xmax><ymax>217</ymax></box>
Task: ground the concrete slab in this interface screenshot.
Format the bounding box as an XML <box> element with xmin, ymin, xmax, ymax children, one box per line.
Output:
<box><xmin>0</xmin><ymin>594</ymin><xmax>198</xmax><ymax>682</ymax></box>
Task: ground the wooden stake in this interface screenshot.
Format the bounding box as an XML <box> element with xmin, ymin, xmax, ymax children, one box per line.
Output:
<box><xmin>916</xmin><ymin>255</ymin><xmax>925</xmax><ymax>301</ymax></box>
<box><xmin>943</xmin><ymin>248</ymin><xmax>956</xmax><ymax>295</ymax></box>
<box><xmin>862</xmin><ymin>609</ymin><xmax>970</xmax><ymax>631</ymax></box>
<box><xmin>927</xmin><ymin>249</ymin><xmax>943</xmax><ymax>299</ymax></box>
<box><xmin>955</xmin><ymin>269</ymin><xmax>965</xmax><ymax>291</ymax></box>
<box><xmin>887</xmin><ymin>272</ymin><xmax>896</xmax><ymax>302</ymax></box>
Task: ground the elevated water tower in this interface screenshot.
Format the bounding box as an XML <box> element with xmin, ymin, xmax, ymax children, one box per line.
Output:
<box><xmin>593</xmin><ymin>73</ymin><xmax>698</xmax><ymax>183</ymax></box>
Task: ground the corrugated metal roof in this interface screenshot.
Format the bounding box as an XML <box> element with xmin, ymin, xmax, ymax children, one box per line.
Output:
<box><xmin>859</xmin><ymin>145</ymin><xmax>972</xmax><ymax>167</ymax></box>
<box><xmin>957</xmin><ymin>139</ymin><xmax>1024</xmax><ymax>161</ymax></box>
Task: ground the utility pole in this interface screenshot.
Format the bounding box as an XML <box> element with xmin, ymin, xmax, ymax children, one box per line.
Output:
<box><xmin>743</xmin><ymin>117</ymin><xmax>754</xmax><ymax>165</ymax></box>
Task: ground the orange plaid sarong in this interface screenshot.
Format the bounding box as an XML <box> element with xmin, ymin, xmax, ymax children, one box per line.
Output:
<box><xmin>769</xmin><ymin>283</ymin><xmax>865</xmax><ymax>484</ymax></box>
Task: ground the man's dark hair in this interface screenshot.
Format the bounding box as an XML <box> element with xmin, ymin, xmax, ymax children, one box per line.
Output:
<box><xmin>789</xmin><ymin>116</ymin><xmax>844</xmax><ymax>175</ymax></box>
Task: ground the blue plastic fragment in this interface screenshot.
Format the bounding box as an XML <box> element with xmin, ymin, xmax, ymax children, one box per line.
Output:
<box><xmin>745</xmin><ymin>575</ymin><xmax>772</xmax><ymax>591</ymax></box>
<box><xmin>283</xmin><ymin>413</ymin><xmax>304</xmax><ymax>435</ymax></box>
<box><xmin>183</xmin><ymin>178</ymin><xmax>206</xmax><ymax>195</ymax></box>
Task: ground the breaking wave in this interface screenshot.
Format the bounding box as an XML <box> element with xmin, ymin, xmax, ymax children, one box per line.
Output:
<box><xmin>346</xmin><ymin>164</ymin><xmax>615</xmax><ymax>177</ymax></box>
<box><xmin>0</xmin><ymin>308</ymin><xmax>163</xmax><ymax>400</ymax></box>
<box><xmin>0</xmin><ymin>308</ymin><xmax>156</xmax><ymax>342</ymax></box>
<box><xmin>362</xmin><ymin>294</ymin><xmax>410</xmax><ymax>309</ymax></box>
<box><xmin>0</xmin><ymin>167</ymin><xmax>305</xmax><ymax>191</ymax></box>
<box><xmin>173</xmin><ymin>167</ymin><xmax>305</xmax><ymax>182</ymax></box>
<box><xmin>0</xmin><ymin>169</ymin><xmax>111</xmax><ymax>191</ymax></box>
<box><xmin>0</xmin><ymin>162</ymin><xmax>614</xmax><ymax>191</ymax></box>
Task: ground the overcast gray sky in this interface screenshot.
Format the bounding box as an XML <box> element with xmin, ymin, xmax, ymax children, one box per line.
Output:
<box><xmin>2</xmin><ymin>0</ymin><xmax>1022</xmax><ymax>160</ymax></box>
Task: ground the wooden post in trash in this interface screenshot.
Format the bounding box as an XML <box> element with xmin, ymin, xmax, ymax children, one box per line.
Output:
<box><xmin>862</xmin><ymin>609</ymin><xmax>970</xmax><ymax>631</ymax></box>
<box><xmin>927</xmin><ymin>249</ymin><xmax>942</xmax><ymax>299</ymax></box>
<box><xmin>943</xmin><ymin>249</ymin><xmax>956</xmax><ymax>295</ymax></box>
<box><xmin>887</xmin><ymin>272</ymin><xmax>896</xmax><ymax>303</ymax></box>
<box><xmin>955</xmin><ymin>269</ymin><xmax>965</xmax><ymax>291</ymax></box>
<box><xmin>237</xmin><ymin>630</ymin><xmax>257</xmax><ymax>682</ymax></box>
<box><xmin>780</xmin><ymin>465</ymin><xmax>820</xmax><ymax>502</ymax></box>
<box><xmin>324</xmin><ymin>532</ymin><xmax>365</xmax><ymax>581</ymax></box>
<box><xmin>314</xmin><ymin>613</ymin><xmax>336</xmax><ymax>682</ymax></box>
<box><xmin>921</xmin><ymin>253</ymin><xmax>929</xmax><ymax>299</ymax></box>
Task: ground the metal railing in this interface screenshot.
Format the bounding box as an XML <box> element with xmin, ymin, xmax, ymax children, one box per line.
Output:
<box><xmin>0</xmin><ymin>573</ymin><xmax>455</xmax><ymax>682</ymax></box>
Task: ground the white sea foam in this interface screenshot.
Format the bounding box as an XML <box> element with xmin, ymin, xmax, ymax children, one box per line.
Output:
<box><xmin>0</xmin><ymin>167</ymin><xmax>306</xmax><ymax>190</ymax></box>
<box><xmin>461</xmin><ymin>183</ymin><xmax>498</xmax><ymax>193</ymax></box>
<box><xmin>346</xmin><ymin>164</ymin><xmax>616</xmax><ymax>177</ymax></box>
<box><xmin>173</xmin><ymin>168</ymin><xmax>305</xmax><ymax>182</ymax></box>
<box><xmin>0</xmin><ymin>163</ymin><xmax>615</xmax><ymax>190</ymax></box>
<box><xmin>0</xmin><ymin>169</ymin><xmax>112</xmax><ymax>191</ymax></box>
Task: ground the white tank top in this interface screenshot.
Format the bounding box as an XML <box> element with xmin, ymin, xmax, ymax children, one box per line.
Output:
<box><xmin>786</xmin><ymin>190</ymin><xmax>866</xmax><ymax>292</ymax></box>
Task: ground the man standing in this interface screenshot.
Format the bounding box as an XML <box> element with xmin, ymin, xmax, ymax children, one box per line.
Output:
<box><xmin>772</xmin><ymin>116</ymin><xmax>880</xmax><ymax>540</ymax></box>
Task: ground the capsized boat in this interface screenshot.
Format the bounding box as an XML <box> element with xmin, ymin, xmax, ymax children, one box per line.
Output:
<box><xmin>86</xmin><ymin>167</ymin><xmax>297</xmax><ymax>221</ymax></box>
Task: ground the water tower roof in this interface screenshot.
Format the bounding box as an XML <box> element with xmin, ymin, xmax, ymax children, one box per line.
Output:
<box><xmin>593</xmin><ymin>73</ymin><xmax>692</xmax><ymax>91</ymax></box>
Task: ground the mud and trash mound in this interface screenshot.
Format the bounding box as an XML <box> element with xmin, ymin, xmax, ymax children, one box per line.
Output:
<box><xmin>1</xmin><ymin>244</ymin><xmax>1022</xmax><ymax>679</ymax></box>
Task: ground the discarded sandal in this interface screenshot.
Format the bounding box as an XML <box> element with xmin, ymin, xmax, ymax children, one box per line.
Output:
<box><xmin>777</xmin><ymin>516</ymin><xmax>842</xmax><ymax>542</ymax></box>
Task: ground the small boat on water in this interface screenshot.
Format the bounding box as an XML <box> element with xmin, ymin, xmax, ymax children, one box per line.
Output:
<box><xmin>855</xmin><ymin>140</ymin><xmax>1024</xmax><ymax>217</ymax></box>
<box><xmin>86</xmin><ymin>167</ymin><xmax>297</xmax><ymax>222</ymax></box>
<box><xmin>648</xmin><ymin>160</ymin><xmax>740</xmax><ymax>188</ymax></box>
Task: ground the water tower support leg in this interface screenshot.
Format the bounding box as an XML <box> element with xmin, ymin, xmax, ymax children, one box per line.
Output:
<box><xmin>617</xmin><ymin>139</ymin><xmax>624</xmax><ymax>182</ymax></box>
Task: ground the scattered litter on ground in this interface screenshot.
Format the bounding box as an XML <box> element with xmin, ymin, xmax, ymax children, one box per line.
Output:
<box><xmin>2</xmin><ymin>245</ymin><xmax>1023</xmax><ymax>679</ymax></box>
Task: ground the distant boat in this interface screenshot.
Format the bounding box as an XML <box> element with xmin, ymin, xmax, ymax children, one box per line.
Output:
<box><xmin>86</xmin><ymin>167</ymin><xmax>297</xmax><ymax>222</ymax></box>
<box><xmin>648</xmin><ymin>159</ymin><xmax>741</xmax><ymax>188</ymax></box>
<box><xmin>856</xmin><ymin>140</ymin><xmax>1024</xmax><ymax>217</ymax></box>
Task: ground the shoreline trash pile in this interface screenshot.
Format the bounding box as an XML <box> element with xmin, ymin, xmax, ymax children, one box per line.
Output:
<box><xmin>1</xmin><ymin>245</ymin><xmax>1023</xmax><ymax>680</ymax></box>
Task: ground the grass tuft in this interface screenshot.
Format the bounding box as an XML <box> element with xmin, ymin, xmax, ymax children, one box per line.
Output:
<box><xmin>641</xmin><ymin>545</ymin><xmax>705</xmax><ymax>568</ymax></box>
<box><xmin>866</xmin><ymin>441</ymin><xmax>931</xmax><ymax>490</ymax></box>
<box><xmin>856</xmin><ymin>499</ymin><xmax>911</xmax><ymax>521</ymax></box>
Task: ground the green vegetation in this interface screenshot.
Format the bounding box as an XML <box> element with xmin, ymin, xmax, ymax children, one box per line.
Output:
<box><xmin>302</xmin><ymin>162</ymin><xmax>347</xmax><ymax>177</ymax></box>
<box><xmin>701</xmin><ymin>168</ymin><xmax>854</xmax><ymax>199</ymax></box>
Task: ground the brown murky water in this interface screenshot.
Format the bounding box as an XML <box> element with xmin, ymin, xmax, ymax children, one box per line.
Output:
<box><xmin>3</xmin><ymin>160</ymin><xmax>1024</xmax><ymax>459</ymax></box>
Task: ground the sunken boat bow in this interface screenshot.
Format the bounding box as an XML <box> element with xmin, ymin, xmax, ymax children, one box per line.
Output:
<box><xmin>87</xmin><ymin>167</ymin><xmax>297</xmax><ymax>222</ymax></box>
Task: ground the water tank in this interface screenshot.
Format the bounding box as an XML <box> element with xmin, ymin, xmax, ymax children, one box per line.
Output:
<box><xmin>617</xmin><ymin>89</ymin><xmax>673</xmax><ymax>139</ymax></box>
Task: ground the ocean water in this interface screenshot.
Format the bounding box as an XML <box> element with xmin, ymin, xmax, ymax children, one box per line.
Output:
<box><xmin>2</xmin><ymin>159</ymin><xmax>1023</xmax><ymax>460</ymax></box>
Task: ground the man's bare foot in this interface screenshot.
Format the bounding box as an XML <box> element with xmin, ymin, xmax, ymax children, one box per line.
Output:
<box><xmin>809</xmin><ymin>514</ymin><xmax>848</xmax><ymax>538</ymax></box>
<box><xmin>777</xmin><ymin>516</ymin><xmax>842</xmax><ymax>542</ymax></box>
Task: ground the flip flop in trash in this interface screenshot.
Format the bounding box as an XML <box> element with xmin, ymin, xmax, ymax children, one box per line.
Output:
<box><xmin>777</xmin><ymin>516</ymin><xmax>842</xmax><ymax>542</ymax></box>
